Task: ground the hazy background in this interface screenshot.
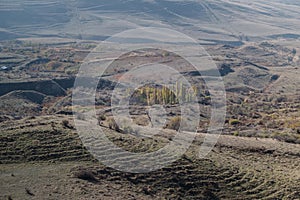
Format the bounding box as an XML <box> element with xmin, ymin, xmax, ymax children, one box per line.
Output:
<box><xmin>1</xmin><ymin>0</ymin><xmax>300</xmax><ymax>44</ymax></box>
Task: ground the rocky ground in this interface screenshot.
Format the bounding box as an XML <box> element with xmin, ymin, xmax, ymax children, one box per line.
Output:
<box><xmin>0</xmin><ymin>115</ymin><xmax>299</xmax><ymax>199</ymax></box>
<box><xmin>0</xmin><ymin>40</ymin><xmax>299</xmax><ymax>199</ymax></box>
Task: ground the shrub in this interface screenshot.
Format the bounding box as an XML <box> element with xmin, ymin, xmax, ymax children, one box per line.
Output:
<box><xmin>98</xmin><ymin>114</ymin><xmax>106</xmax><ymax>121</ymax></box>
<box><xmin>62</xmin><ymin>120</ymin><xmax>73</xmax><ymax>129</ymax></box>
<box><xmin>166</xmin><ymin>116</ymin><xmax>181</xmax><ymax>131</ymax></box>
<box><xmin>108</xmin><ymin>118</ymin><xmax>120</xmax><ymax>132</ymax></box>
<box><xmin>72</xmin><ymin>169</ymin><xmax>98</xmax><ymax>183</ymax></box>
<box><xmin>134</xmin><ymin>116</ymin><xmax>150</xmax><ymax>126</ymax></box>
<box><xmin>62</xmin><ymin>120</ymin><xmax>68</xmax><ymax>126</ymax></box>
<box><xmin>123</xmin><ymin>125</ymin><xmax>134</xmax><ymax>134</ymax></box>
<box><xmin>229</xmin><ymin>119</ymin><xmax>240</xmax><ymax>126</ymax></box>
<box><xmin>233</xmin><ymin>131</ymin><xmax>239</xmax><ymax>136</ymax></box>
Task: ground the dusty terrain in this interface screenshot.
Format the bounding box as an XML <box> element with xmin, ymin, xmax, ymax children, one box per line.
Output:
<box><xmin>0</xmin><ymin>23</ymin><xmax>300</xmax><ymax>200</ymax></box>
<box><xmin>0</xmin><ymin>115</ymin><xmax>299</xmax><ymax>199</ymax></box>
<box><xmin>1</xmin><ymin>0</ymin><xmax>300</xmax><ymax>44</ymax></box>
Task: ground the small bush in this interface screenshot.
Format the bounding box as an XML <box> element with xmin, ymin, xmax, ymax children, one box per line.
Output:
<box><xmin>233</xmin><ymin>131</ymin><xmax>239</xmax><ymax>136</ymax></box>
<box><xmin>62</xmin><ymin>120</ymin><xmax>73</xmax><ymax>129</ymax></box>
<box><xmin>134</xmin><ymin>116</ymin><xmax>150</xmax><ymax>126</ymax></box>
<box><xmin>62</xmin><ymin>120</ymin><xmax>69</xmax><ymax>127</ymax></box>
<box><xmin>98</xmin><ymin>114</ymin><xmax>106</xmax><ymax>121</ymax></box>
<box><xmin>72</xmin><ymin>169</ymin><xmax>98</xmax><ymax>183</ymax></box>
<box><xmin>229</xmin><ymin>119</ymin><xmax>240</xmax><ymax>126</ymax></box>
<box><xmin>108</xmin><ymin>118</ymin><xmax>120</xmax><ymax>132</ymax></box>
<box><xmin>166</xmin><ymin>116</ymin><xmax>181</xmax><ymax>131</ymax></box>
<box><xmin>123</xmin><ymin>125</ymin><xmax>134</xmax><ymax>134</ymax></box>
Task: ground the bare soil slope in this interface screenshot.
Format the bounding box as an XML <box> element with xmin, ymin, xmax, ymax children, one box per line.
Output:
<box><xmin>0</xmin><ymin>116</ymin><xmax>299</xmax><ymax>199</ymax></box>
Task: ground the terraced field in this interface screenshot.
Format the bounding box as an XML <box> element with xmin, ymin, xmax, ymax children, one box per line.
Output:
<box><xmin>0</xmin><ymin>115</ymin><xmax>299</xmax><ymax>199</ymax></box>
<box><xmin>0</xmin><ymin>116</ymin><xmax>92</xmax><ymax>164</ymax></box>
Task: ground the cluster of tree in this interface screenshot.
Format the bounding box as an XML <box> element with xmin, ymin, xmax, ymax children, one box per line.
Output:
<box><xmin>129</xmin><ymin>81</ymin><xmax>199</xmax><ymax>106</ymax></box>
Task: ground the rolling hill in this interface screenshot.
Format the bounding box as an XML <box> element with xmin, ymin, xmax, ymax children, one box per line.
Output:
<box><xmin>1</xmin><ymin>0</ymin><xmax>300</xmax><ymax>44</ymax></box>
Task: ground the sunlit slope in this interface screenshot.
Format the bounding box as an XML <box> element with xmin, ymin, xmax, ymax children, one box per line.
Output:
<box><xmin>0</xmin><ymin>0</ymin><xmax>299</xmax><ymax>43</ymax></box>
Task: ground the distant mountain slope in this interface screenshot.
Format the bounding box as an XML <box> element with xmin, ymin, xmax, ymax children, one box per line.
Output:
<box><xmin>0</xmin><ymin>0</ymin><xmax>299</xmax><ymax>43</ymax></box>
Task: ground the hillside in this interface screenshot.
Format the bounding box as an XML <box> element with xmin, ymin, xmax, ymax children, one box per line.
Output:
<box><xmin>1</xmin><ymin>0</ymin><xmax>300</xmax><ymax>44</ymax></box>
<box><xmin>0</xmin><ymin>115</ymin><xmax>299</xmax><ymax>199</ymax></box>
<box><xmin>0</xmin><ymin>1</ymin><xmax>300</xmax><ymax>199</ymax></box>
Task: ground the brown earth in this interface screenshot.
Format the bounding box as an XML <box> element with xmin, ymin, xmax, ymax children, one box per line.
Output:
<box><xmin>0</xmin><ymin>115</ymin><xmax>299</xmax><ymax>200</ymax></box>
